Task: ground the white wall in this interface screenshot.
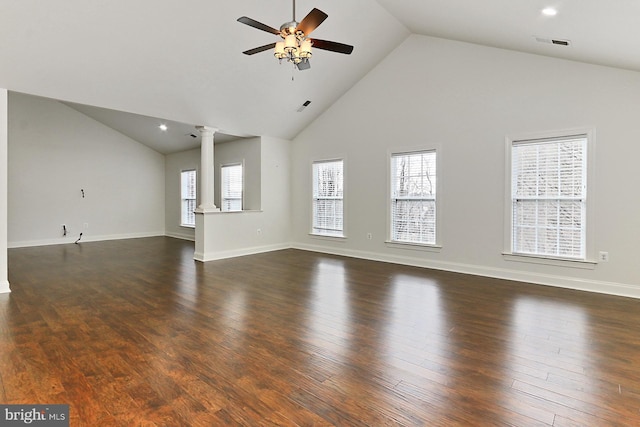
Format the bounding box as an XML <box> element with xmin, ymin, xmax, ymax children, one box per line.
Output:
<box><xmin>291</xmin><ymin>34</ymin><xmax>640</xmax><ymax>297</ymax></box>
<box><xmin>165</xmin><ymin>137</ymin><xmax>262</xmax><ymax>241</ymax></box>
<box><xmin>260</xmin><ymin>136</ymin><xmax>291</xmax><ymax>244</ymax></box>
<box><xmin>8</xmin><ymin>93</ymin><xmax>166</xmax><ymax>247</ymax></box>
<box><xmin>214</xmin><ymin>137</ymin><xmax>261</xmax><ymax>210</ymax></box>
<box><xmin>165</xmin><ymin>147</ymin><xmax>199</xmax><ymax>241</ymax></box>
<box><xmin>0</xmin><ymin>88</ymin><xmax>8</xmax><ymax>293</ymax></box>
<box><xmin>196</xmin><ymin>136</ymin><xmax>291</xmax><ymax>261</ymax></box>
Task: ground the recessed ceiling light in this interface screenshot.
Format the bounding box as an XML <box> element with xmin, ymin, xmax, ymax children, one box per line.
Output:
<box><xmin>542</xmin><ymin>7</ymin><xmax>558</xmax><ymax>16</ymax></box>
<box><xmin>159</xmin><ymin>124</ymin><xmax>168</xmax><ymax>131</ymax></box>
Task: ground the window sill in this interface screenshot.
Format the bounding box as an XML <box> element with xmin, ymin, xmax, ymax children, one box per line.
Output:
<box><xmin>180</xmin><ymin>224</ymin><xmax>195</xmax><ymax>229</ymax></box>
<box><xmin>502</xmin><ymin>252</ymin><xmax>597</xmax><ymax>270</ymax></box>
<box><xmin>309</xmin><ymin>233</ymin><xmax>346</xmax><ymax>241</ymax></box>
<box><xmin>218</xmin><ymin>209</ymin><xmax>263</xmax><ymax>214</ymax></box>
<box><xmin>385</xmin><ymin>241</ymin><xmax>442</xmax><ymax>253</ymax></box>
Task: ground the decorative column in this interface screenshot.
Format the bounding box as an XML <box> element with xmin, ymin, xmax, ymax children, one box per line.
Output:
<box><xmin>194</xmin><ymin>125</ymin><xmax>219</xmax><ymax>262</ymax></box>
<box><xmin>195</xmin><ymin>125</ymin><xmax>219</xmax><ymax>213</ymax></box>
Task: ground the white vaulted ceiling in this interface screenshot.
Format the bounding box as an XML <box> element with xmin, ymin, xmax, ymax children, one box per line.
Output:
<box><xmin>377</xmin><ymin>0</ymin><xmax>640</xmax><ymax>73</ymax></box>
<box><xmin>0</xmin><ymin>1</ymin><xmax>638</xmax><ymax>153</ymax></box>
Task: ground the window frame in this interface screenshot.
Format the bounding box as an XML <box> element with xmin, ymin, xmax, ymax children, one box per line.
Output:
<box><xmin>386</xmin><ymin>146</ymin><xmax>442</xmax><ymax>251</ymax></box>
<box><xmin>220</xmin><ymin>162</ymin><xmax>244</xmax><ymax>212</ymax></box>
<box><xmin>311</xmin><ymin>158</ymin><xmax>345</xmax><ymax>238</ymax></box>
<box><xmin>180</xmin><ymin>169</ymin><xmax>197</xmax><ymax>228</ymax></box>
<box><xmin>503</xmin><ymin>128</ymin><xmax>596</xmax><ymax>268</ymax></box>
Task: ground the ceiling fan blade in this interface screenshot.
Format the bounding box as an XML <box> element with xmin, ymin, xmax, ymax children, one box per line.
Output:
<box><xmin>237</xmin><ymin>16</ymin><xmax>280</xmax><ymax>35</ymax></box>
<box><xmin>296</xmin><ymin>8</ymin><xmax>328</xmax><ymax>36</ymax></box>
<box><xmin>310</xmin><ymin>39</ymin><xmax>354</xmax><ymax>55</ymax></box>
<box><xmin>297</xmin><ymin>60</ymin><xmax>311</xmax><ymax>71</ymax></box>
<box><xmin>243</xmin><ymin>43</ymin><xmax>276</xmax><ymax>56</ymax></box>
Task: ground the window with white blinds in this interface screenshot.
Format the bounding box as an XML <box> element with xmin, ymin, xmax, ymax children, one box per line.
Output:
<box><xmin>180</xmin><ymin>170</ymin><xmax>196</xmax><ymax>227</ymax></box>
<box><xmin>511</xmin><ymin>135</ymin><xmax>587</xmax><ymax>259</ymax></box>
<box><xmin>390</xmin><ymin>150</ymin><xmax>437</xmax><ymax>245</ymax></box>
<box><xmin>312</xmin><ymin>159</ymin><xmax>344</xmax><ymax>236</ymax></box>
<box><xmin>221</xmin><ymin>163</ymin><xmax>243</xmax><ymax>212</ymax></box>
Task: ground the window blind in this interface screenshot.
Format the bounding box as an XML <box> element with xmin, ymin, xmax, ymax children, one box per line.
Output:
<box><xmin>312</xmin><ymin>160</ymin><xmax>344</xmax><ymax>236</ymax></box>
<box><xmin>512</xmin><ymin>136</ymin><xmax>587</xmax><ymax>258</ymax></box>
<box><xmin>180</xmin><ymin>170</ymin><xmax>196</xmax><ymax>226</ymax></box>
<box><xmin>391</xmin><ymin>151</ymin><xmax>437</xmax><ymax>244</ymax></box>
<box><xmin>221</xmin><ymin>164</ymin><xmax>243</xmax><ymax>212</ymax></box>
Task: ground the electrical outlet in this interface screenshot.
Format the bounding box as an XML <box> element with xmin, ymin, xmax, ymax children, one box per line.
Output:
<box><xmin>257</xmin><ymin>228</ymin><xmax>262</xmax><ymax>236</ymax></box>
<box><xmin>83</xmin><ymin>222</ymin><xmax>89</xmax><ymax>229</ymax></box>
<box><xmin>599</xmin><ymin>251</ymin><xmax>609</xmax><ymax>262</ymax></box>
<box><xmin>367</xmin><ymin>233</ymin><xmax>372</xmax><ymax>240</ymax></box>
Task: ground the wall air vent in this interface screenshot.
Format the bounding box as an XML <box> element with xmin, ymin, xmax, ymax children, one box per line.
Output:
<box><xmin>297</xmin><ymin>100</ymin><xmax>312</xmax><ymax>112</ymax></box>
<box><xmin>534</xmin><ymin>36</ymin><xmax>571</xmax><ymax>47</ymax></box>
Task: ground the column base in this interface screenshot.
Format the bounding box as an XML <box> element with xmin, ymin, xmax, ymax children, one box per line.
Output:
<box><xmin>195</xmin><ymin>204</ymin><xmax>220</xmax><ymax>214</ymax></box>
<box><xmin>194</xmin><ymin>206</ymin><xmax>219</xmax><ymax>262</ymax></box>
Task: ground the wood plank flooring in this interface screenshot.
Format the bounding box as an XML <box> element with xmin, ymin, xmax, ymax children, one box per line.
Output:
<box><xmin>2</xmin><ymin>237</ymin><xmax>640</xmax><ymax>426</ymax></box>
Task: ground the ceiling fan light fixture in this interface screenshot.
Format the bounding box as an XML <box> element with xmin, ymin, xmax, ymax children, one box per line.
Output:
<box><xmin>274</xmin><ymin>41</ymin><xmax>286</xmax><ymax>59</ymax></box>
<box><xmin>299</xmin><ymin>39</ymin><xmax>312</xmax><ymax>58</ymax></box>
<box><xmin>284</xmin><ymin>34</ymin><xmax>298</xmax><ymax>53</ymax></box>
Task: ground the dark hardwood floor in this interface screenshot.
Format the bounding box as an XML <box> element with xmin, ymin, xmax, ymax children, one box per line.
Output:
<box><xmin>2</xmin><ymin>237</ymin><xmax>640</xmax><ymax>426</ymax></box>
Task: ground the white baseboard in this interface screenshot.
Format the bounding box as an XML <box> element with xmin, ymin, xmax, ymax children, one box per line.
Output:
<box><xmin>7</xmin><ymin>234</ymin><xmax>637</xmax><ymax>299</ymax></box>
<box><xmin>0</xmin><ymin>280</ymin><xmax>10</xmax><ymax>294</ymax></box>
<box><xmin>165</xmin><ymin>232</ymin><xmax>195</xmax><ymax>242</ymax></box>
<box><xmin>292</xmin><ymin>242</ymin><xmax>640</xmax><ymax>299</ymax></box>
<box><xmin>194</xmin><ymin>243</ymin><xmax>291</xmax><ymax>262</ymax></box>
<box><xmin>8</xmin><ymin>231</ymin><xmax>166</xmax><ymax>248</ymax></box>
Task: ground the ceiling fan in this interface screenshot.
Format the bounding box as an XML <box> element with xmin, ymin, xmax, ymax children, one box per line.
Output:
<box><xmin>237</xmin><ymin>0</ymin><xmax>354</xmax><ymax>71</ymax></box>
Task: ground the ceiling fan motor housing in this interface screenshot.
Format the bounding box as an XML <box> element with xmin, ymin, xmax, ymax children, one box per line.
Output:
<box><xmin>280</xmin><ymin>21</ymin><xmax>304</xmax><ymax>38</ymax></box>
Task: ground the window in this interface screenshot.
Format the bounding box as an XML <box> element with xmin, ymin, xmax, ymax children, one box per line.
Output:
<box><xmin>510</xmin><ymin>134</ymin><xmax>588</xmax><ymax>259</ymax></box>
<box><xmin>390</xmin><ymin>150</ymin><xmax>437</xmax><ymax>245</ymax></box>
<box><xmin>221</xmin><ymin>163</ymin><xmax>243</xmax><ymax>212</ymax></box>
<box><xmin>180</xmin><ymin>170</ymin><xmax>196</xmax><ymax>227</ymax></box>
<box><xmin>312</xmin><ymin>160</ymin><xmax>344</xmax><ymax>236</ymax></box>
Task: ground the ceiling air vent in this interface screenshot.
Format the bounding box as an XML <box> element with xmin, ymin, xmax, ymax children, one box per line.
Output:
<box><xmin>297</xmin><ymin>100</ymin><xmax>312</xmax><ymax>112</ymax></box>
<box><xmin>534</xmin><ymin>36</ymin><xmax>571</xmax><ymax>46</ymax></box>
